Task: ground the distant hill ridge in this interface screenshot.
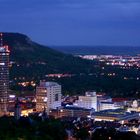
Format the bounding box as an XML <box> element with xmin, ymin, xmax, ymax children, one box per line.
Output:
<box><xmin>1</xmin><ymin>33</ymin><xmax>95</xmax><ymax>80</ymax></box>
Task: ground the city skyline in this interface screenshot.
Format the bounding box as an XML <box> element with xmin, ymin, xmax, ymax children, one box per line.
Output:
<box><xmin>0</xmin><ymin>1</ymin><xmax>140</xmax><ymax>138</ymax></box>
<box><xmin>0</xmin><ymin>0</ymin><xmax>140</xmax><ymax>46</ymax></box>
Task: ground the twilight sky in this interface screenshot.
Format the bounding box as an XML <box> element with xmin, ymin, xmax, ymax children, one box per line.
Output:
<box><xmin>0</xmin><ymin>0</ymin><xmax>140</xmax><ymax>46</ymax></box>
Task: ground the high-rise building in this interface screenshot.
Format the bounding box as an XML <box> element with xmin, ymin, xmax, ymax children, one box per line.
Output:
<box><xmin>74</xmin><ymin>91</ymin><xmax>97</xmax><ymax>111</ymax></box>
<box><xmin>36</xmin><ymin>81</ymin><xmax>61</xmax><ymax>113</ymax></box>
<box><xmin>0</xmin><ymin>33</ymin><xmax>10</xmax><ymax>115</ymax></box>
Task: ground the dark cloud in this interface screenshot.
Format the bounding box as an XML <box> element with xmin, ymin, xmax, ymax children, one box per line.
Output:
<box><xmin>0</xmin><ymin>0</ymin><xmax>140</xmax><ymax>46</ymax></box>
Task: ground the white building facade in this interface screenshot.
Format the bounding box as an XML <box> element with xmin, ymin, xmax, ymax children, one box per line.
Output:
<box><xmin>36</xmin><ymin>81</ymin><xmax>61</xmax><ymax>113</ymax></box>
<box><xmin>74</xmin><ymin>91</ymin><xmax>97</xmax><ymax>111</ymax></box>
<box><xmin>99</xmin><ymin>102</ymin><xmax>121</xmax><ymax>111</ymax></box>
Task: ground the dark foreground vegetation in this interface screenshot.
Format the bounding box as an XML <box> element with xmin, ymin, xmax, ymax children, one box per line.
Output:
<box><xmin>0</xmin><ymin>116</ymin><xmax>67</xmax><ymax>140</ymax></box>
<box><xmin>0</xmin><ymin>115</ymin><xmax>140</xmax><ymax>140</ymax></box>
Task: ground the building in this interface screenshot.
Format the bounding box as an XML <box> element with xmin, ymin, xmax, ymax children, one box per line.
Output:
<box><xmin>0</xmin><ymin>33</ymin><xmax>10</xmax><ymax>115</ymax></box>
<box><xmin>49</xmin><ymin>106</ymin><xmax>94</xmax><ymax>118</ymax></box>
<box><xmin>36</xmin><ymin>81</ymin><xmax>61</xmax><ymax>113</ymax></box>
<box><xmin>93</xmin><ymin>109</ymin><xmax>140</xmax><ymax>122</ymax></box>
<box><xmin>97</xmin><ymin>95</ymin><xmax>112</xmax><ymax>111</ymax></box>
<box><xmin>97</xmin><ymin>95</ymin><xmax>112</xmax><ymax>103</ymax></box>
<box><xmin>99</xmin><ymin>102</ymin><xmax>121</xmax><ymax>111</ymax></box>
<box><xmin>74</xmin><ymin>91</ymin><xmax>97</xmax><ymax>111</ymax></box>
<box><xmin>127</xmin><ymin>100</ymin><xmax>140</xmax><ymax>112</ymax></box>
<box><xmin>112</xmin><ymin>98</ymin><xmax>128</xmax><ymax>107</ymax></box>
<box><xmin>132</xmin><ymin>100</ymin><xmax>139</xmax><ymax>108</ymax></box>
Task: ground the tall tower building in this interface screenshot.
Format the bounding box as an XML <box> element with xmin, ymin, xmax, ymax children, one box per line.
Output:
<box><xmin>0</xmin><ymin>33</ymin><xmax>10</xmax><ymax>115</ymax></box>
<box><xmin>36</xmin><ymin>81</ymin><xmax>62</xmax><ymax>113</ymax></box>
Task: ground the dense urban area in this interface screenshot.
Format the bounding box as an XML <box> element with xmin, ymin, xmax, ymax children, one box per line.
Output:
<box><xmin>0</xmin><ymin>33</ymin><xmax>140</xmax><ymax>140</ymax></box>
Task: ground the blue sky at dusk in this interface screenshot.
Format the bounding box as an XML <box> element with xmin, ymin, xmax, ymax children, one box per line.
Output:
<box><xmin>0</xmin><ymin>0</ymin><xmax>140</xmax><ymax>46</ymax></box>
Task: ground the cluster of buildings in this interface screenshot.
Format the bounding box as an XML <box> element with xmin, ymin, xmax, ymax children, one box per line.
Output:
<box><xmin>35</xmin><ymin>84</ymin><xmax>140</xmax><ymax>134</ymax></box>
<box><xmin>78</xmin><ymin>54</ymin><xmax>140</xmax><ymax>68</ymax></box>
<box><xmin>1</xmin><ymin>34</ymin><xmax>140</xmax><ymax>135</ymax></box>
<box><xmin>0</xmin><ymin>33</ymin><xmax>34</xmax><ymax>118</ymax></box>
<box><xmin>35</xmin><ymin>82</ymin><xmax>140</xmax><ymax>124</ymax></box>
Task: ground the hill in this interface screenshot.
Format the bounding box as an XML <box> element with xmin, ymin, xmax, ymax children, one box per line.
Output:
<box><xmin>2</xmin><ymin>33</ymin><xmax>96</xmax><ymax>80</ymax></box>
<box><xmin>2</xmin><ymin>33</ymin><xmax>140</xmax><ymax>97</ymax></box>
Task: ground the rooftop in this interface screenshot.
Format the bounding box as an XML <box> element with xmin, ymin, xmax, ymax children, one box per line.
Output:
<box><xmin>93</xmin><ymin>109</ymin><xmax>139</xmax><ymax>119</ymax></box>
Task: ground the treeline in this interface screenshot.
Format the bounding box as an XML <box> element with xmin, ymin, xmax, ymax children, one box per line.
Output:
<box><xmin>0</xmin><ymin>116</ymin><xmax>67</xmax><ymax>140</ymax></box>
